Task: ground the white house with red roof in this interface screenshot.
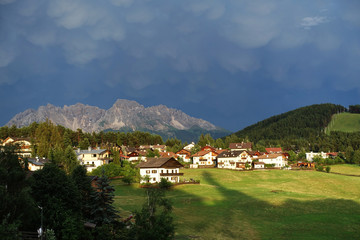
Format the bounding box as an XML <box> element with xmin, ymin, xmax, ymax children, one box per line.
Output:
<box><xmin>192</xmin><ymin>149</ymin><xmax>218</xmax><ymax>166</ymax></box>
<box><xmin>257</xmin><ymin>153</ymin><xmax>288</xmax><ymax>168</ymax></box>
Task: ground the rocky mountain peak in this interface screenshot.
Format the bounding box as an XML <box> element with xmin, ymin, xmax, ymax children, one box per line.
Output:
<box><xmin>6</xmin><ymin>99</ymin><xmax>222</xmax><ymax>135</ymax></box>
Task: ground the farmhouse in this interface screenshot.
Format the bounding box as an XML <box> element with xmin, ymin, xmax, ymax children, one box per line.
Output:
<box><xmin>192</xmin><ymin>149</ymin><xmax>217</xmax><ymax>167</ymax></box>
<box><xmin>217</xmin><ymin>150</ymin><xmax>252</xmax><ymax>170</ymax></box>
<box><xmin>137</xmin><ymin>157</ymin><xmax>184</xmax><ymax>184</ymax></box>
<box><xmin>27</xmin><ymin>157</ymin><xmax>50</xmax><ymax>171</ymax></box>
<box><xmin>2</xmin><ymin>137</ymin><xmax>32</xmax><ymax>158</ymax></box>
<box><xmin>306</xmin><ymin>151</ymin><xmax>328</xmax><ymax>162</ymax></box>
<box><xmin>76</xmin><ymin>147</ymin><xmax>112</xmax><ymax>172</ymax></box>
<box><xmin>176</xmin><ymin>149</ymin><xmax>191</xmax><ymax>162</ymax></box>
<box><xmin>257</xmin><ymin>153</ymin><xmax>288</xmax><ymax>168</ymax></box>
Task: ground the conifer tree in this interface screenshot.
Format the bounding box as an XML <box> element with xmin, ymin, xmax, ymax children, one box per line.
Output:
<box><xmin>64</xmin><ymin>145</ymin><xmax>79</xmax><ymax>174</ymax></box>
<box><xmin>90</xmin><ymin>172</ymin><xmax>119</xmax><ymax>226</ymax></box>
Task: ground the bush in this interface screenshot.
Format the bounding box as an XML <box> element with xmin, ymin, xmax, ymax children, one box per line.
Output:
<box><xmin>316</xmin><ymin>165</ymin><xmax>324</xmax><ymax>172</ymax></box>
<box><xmin>159</xmin><ymin>178</ymin><xmax>172</xmax><ymax>189</ymax></box>
<box><xmin>325</xmin><ymin>166</ymin><xmax>331</xmax><ymax>173</ymax></box>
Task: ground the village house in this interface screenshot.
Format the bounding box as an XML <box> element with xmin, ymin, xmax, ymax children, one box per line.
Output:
<box><xmin>252</xmin><ymin>162</ymin><xmax>265</xmax><ymax>169</ymax></box>
<box><xmin>257</xmin><ymin>153</ymin><xmax>288</xmax><ymax>168</ymax></box>
<box><xmin>305</xmin><ymin>151</ymin><xmax>328</xmax><ymax>162</ymax></box>
<box><xmin>2</xmin><ymin>137</ymin><xmax>32</xmax><ymax>158</ymax></box>
<box><xmin>217</xmin><ymin>150</ymin><xmax>253</xmax><ymax>170</ymax></box>
<box><xmin>127</xmin><ymin>150</ymin><xmax>147</xmax><ymax>162</ymax></box>
<box><xmin>183</xmin><ymin>142</ymin><xmax>195</xmax><ymax>151</ymax></box>
<box><xmin>27</xmin><ymin>157</ymin><xmax>50</xmax><ymax>171</ymax></box>
<box><xmin>137</xmin><ymin>157</ymin><xmax>184</xmax><ymax>184</ymax></box>
<box><xmin>192</xmin><ymin>146</ymin><xmax>218</xmax><ymax>167</ymax></box>
<box><xmin>229</xmin><ymin>142</ymin><xmax>253</xmax><ymax>151</ymax></box>
<box><xmin>176</xmin><ymin>149</ymin><xmax>191</xmax><ymax>162</ymax></box>
<box><xmin>76</xmin><ymin>147</ymin><xmax>112</xmax><ymax>172</ymax></box>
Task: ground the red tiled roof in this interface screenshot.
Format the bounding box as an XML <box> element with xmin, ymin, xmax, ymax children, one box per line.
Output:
<box><xmin>265</xmin><ymin>148</ymin><xmax>283</xmax><ymax>153</ymax></box>
<box><xmin>191</xmin><ymin>150</ymin><xmax>217</xmax><ymax>157</ymax></box>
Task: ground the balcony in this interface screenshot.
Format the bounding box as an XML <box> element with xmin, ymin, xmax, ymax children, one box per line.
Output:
<box><xmin>160</xmin><ymin>173</ymin><xmax>184</xmax><ymax>176</ymax></box>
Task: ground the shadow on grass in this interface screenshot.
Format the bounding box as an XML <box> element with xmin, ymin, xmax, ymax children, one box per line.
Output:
<box><xmin>171</xmin><ymin>171</ymin><xmax>360</xmax><ymax>240</ymax></box>
<box><xmin>114</xmin><ymin>171</ymin><xmax>360</xmax><ymax>240</ymax></box>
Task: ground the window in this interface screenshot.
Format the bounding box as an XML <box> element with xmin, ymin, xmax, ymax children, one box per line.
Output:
<box><xmin>152</xmin><ymin>170</ymin><xmax>157</xmax><ymax>173</ymax></box>
<box><xmin>92</xmin><ymin>154</ymin><xmax>96</xmax><ymax>158</ymax></box>
<box><xmin>153</xmin><ymin>178</ymin><xmax>156</xmax><ymax>181</ymax></box>
<box><xmin>161</xmin><ymin>170</ymin><xmax>163</xmax><ymax>173</ymax></box>
<box><xmin>146</xmin><ymin>170</ymin><xmax>150</xmax><ymax>174</ymax></box>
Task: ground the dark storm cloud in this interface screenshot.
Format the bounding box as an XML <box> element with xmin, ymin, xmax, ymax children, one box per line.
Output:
<box><xmin>0</xmin><ymin>0</ymin><xmax>359</xmax><ymax>131</ymax></box>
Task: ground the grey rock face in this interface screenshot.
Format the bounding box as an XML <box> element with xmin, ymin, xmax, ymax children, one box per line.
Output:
<box><xmin>6</xmin><ymin>99</ymin><xmax>218</xmax><ymax>132</ymax></box>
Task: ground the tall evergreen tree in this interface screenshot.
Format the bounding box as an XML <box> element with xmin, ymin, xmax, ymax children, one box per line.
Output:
<box><xmin>64</xmin><ymin>145</ymin><xmax>79</xmax><ymax>174</ymax></box>
<box><xmin>71</xmin><ymin>165</ymin><xmax>94</xmax><ymax>221</ymax></box>
<box><xmin>90</xmin><ymin>173</ymin><xmax>119</xmax><ymax>226</ymax></box>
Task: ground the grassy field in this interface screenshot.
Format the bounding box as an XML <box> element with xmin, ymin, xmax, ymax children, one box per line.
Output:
<box><xmin>113</xmin><ymin>168</ymin><xmax>360</xmax><ymax>240</ymax></box>
<box><xmin>326</xmin><ymin>112</ymin><xmax>360</xmax><ymax>133</ymax></box>
<box><xmin>328</xmin><ymin>164</ymin><xmax>360</xmax><ymax>176</ymax></box>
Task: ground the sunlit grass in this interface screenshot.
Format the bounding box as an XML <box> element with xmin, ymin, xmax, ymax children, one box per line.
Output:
<box><xmin>328</xmin><ymin>164</ymin><xmax>360</xmax><ymax>176</ymax></box>
<box><xmin>113</xmin><ymin>168</ymin><xmax>360</xmax><ymax>240</ymax></box>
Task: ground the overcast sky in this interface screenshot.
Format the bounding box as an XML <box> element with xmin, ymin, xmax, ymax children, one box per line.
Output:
<box><xmin>1</xmin><ymin>0</ymin><xmax>359</xmax><ymax>132</ymax></box>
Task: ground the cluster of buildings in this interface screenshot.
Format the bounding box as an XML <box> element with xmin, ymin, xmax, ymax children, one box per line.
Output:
<box><xmin>1</xmin><ymin>136</ymin><xmax>343</xmax><ymax>185</ymax></box>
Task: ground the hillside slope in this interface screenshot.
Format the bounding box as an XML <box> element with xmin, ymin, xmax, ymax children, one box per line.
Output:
<box><xmin>326</xmin><ymin>112</ymin><xmax>360</xmax><ymax>133</ymax></box>
<box><xmin>232</xmin><ymin>103</ymin><xmax>346</xmax><ymax>143</ymax></box>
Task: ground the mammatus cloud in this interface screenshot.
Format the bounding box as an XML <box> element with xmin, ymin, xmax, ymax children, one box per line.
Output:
<box><xmin>0</xmin><ymin>0</ymin><xmax>359</xmax><ymax>94</ymax></box>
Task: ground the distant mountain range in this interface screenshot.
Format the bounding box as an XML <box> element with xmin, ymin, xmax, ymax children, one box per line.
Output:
<box><xmin>6</xmin><ymin>99</ymin><xmax>231</xmax><ymax>142</ymax></box>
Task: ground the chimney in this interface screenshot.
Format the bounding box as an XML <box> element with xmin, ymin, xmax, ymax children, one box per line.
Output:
<box><xmin>97</xmin><ymin>146</ymin><xmax>100</xmax><ymax>150</ymax></box>
<box><xmin>88</xmin><ymin>146</ymin><xmax>92</xmax><ymax>151</ymax></box>
<box><xmin>77</xmin><ymin>148</ymin><xmax>80</xmax><ymax>153</ymax></box>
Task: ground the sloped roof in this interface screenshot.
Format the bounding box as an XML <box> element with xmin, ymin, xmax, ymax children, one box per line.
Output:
<box><xmin>28</xmin><ymin>157</ymin><xmax>50</xmax><ymax>166</ymax></box>
<box><xmin>191</xmin><ymin>150</ymin><xmax>217</xmax><ymax>157</ymax></box>
<box><xmin>229</xmin><ymin>142</ymin><xmax>252</xmax><ymax>150</ymax></box>
<box><xmin>137</xmin><ymin>157</ymin><xmax>183</xmax><ymax>168</ymax></box>
<box><xmin>76</xmin><ymin>149</ymin><xmax>107</xmax><ymax>155</ymax></box>
<box><xmin>265</xmin><ymin>147</ymin><xmax>283</xmax><ymax>153</ymax></box>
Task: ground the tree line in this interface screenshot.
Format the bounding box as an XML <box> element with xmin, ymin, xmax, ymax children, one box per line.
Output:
<box><xmin>0</xmin><ymin>147</ymin><xmax>175</xmax><ymax>239</ymax></box>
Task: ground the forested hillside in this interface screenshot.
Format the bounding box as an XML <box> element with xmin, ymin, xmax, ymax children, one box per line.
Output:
<box><xmin>233</xmin><ymin>104</ymin><xmax>346</xmax><ymax>143</ymax></box>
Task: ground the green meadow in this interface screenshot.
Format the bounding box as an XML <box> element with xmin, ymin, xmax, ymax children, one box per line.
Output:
<box><xmin>328</xmin><ymin>164</ymin><xmax>360</xmax><ymax>176</ymax></box>
<box><xmin>327</xmin><ymin>112</ymin><xmax>360</xmax><ymax>133</ymax></box>
<box><xmin>113</xmin><ymin>168</ymin><xmax>360</xmax><ymax>240</ymax></box>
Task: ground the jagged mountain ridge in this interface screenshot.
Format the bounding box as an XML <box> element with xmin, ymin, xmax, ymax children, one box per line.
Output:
<box><xmin>6</xmin><ymin>99</ymin><xmax>220</xmax><ymax>134</ymax></box>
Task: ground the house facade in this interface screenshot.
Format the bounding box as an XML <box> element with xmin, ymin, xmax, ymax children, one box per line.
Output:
<box><xmin>257</xmin><ymin>154</ymin><xmax>288</xmax><ymax>168</ymax></box>
<box><xmin>306</xmin><ymin>152</ymin><xmax>328</xmax><ymax>162</ymax></box>
<box><xmin>27</xmin><ymin>157</ymin><xmax>49</xmax><ymax>171</ymax></box>
<box><xmin>192</xmin><ymin>150</ymin><xmax>217</xmax><ymax>166</ymax></box>
<box><xmin>217</xmin><ymin>150</ymin><xmax>253</xmax><ymax>170</ymax></box>
<box><xmin>137</xmin><ymin>157</ymin><xmax>184</xmax><ymax>184</ymax></box>
<box><xmin>76</xmin><ymin>147</ymin><xmax>111</xmax><ymax>172</ymax></box>
<box><xmin>2</xmin><ymin>137</ymin><xmax>32</xmax><ymax>158</ymax></box>
<box><xmin>176</xmin><ymin>149</ymin><xmax>191</xmax><ymax>162</ymax></box>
